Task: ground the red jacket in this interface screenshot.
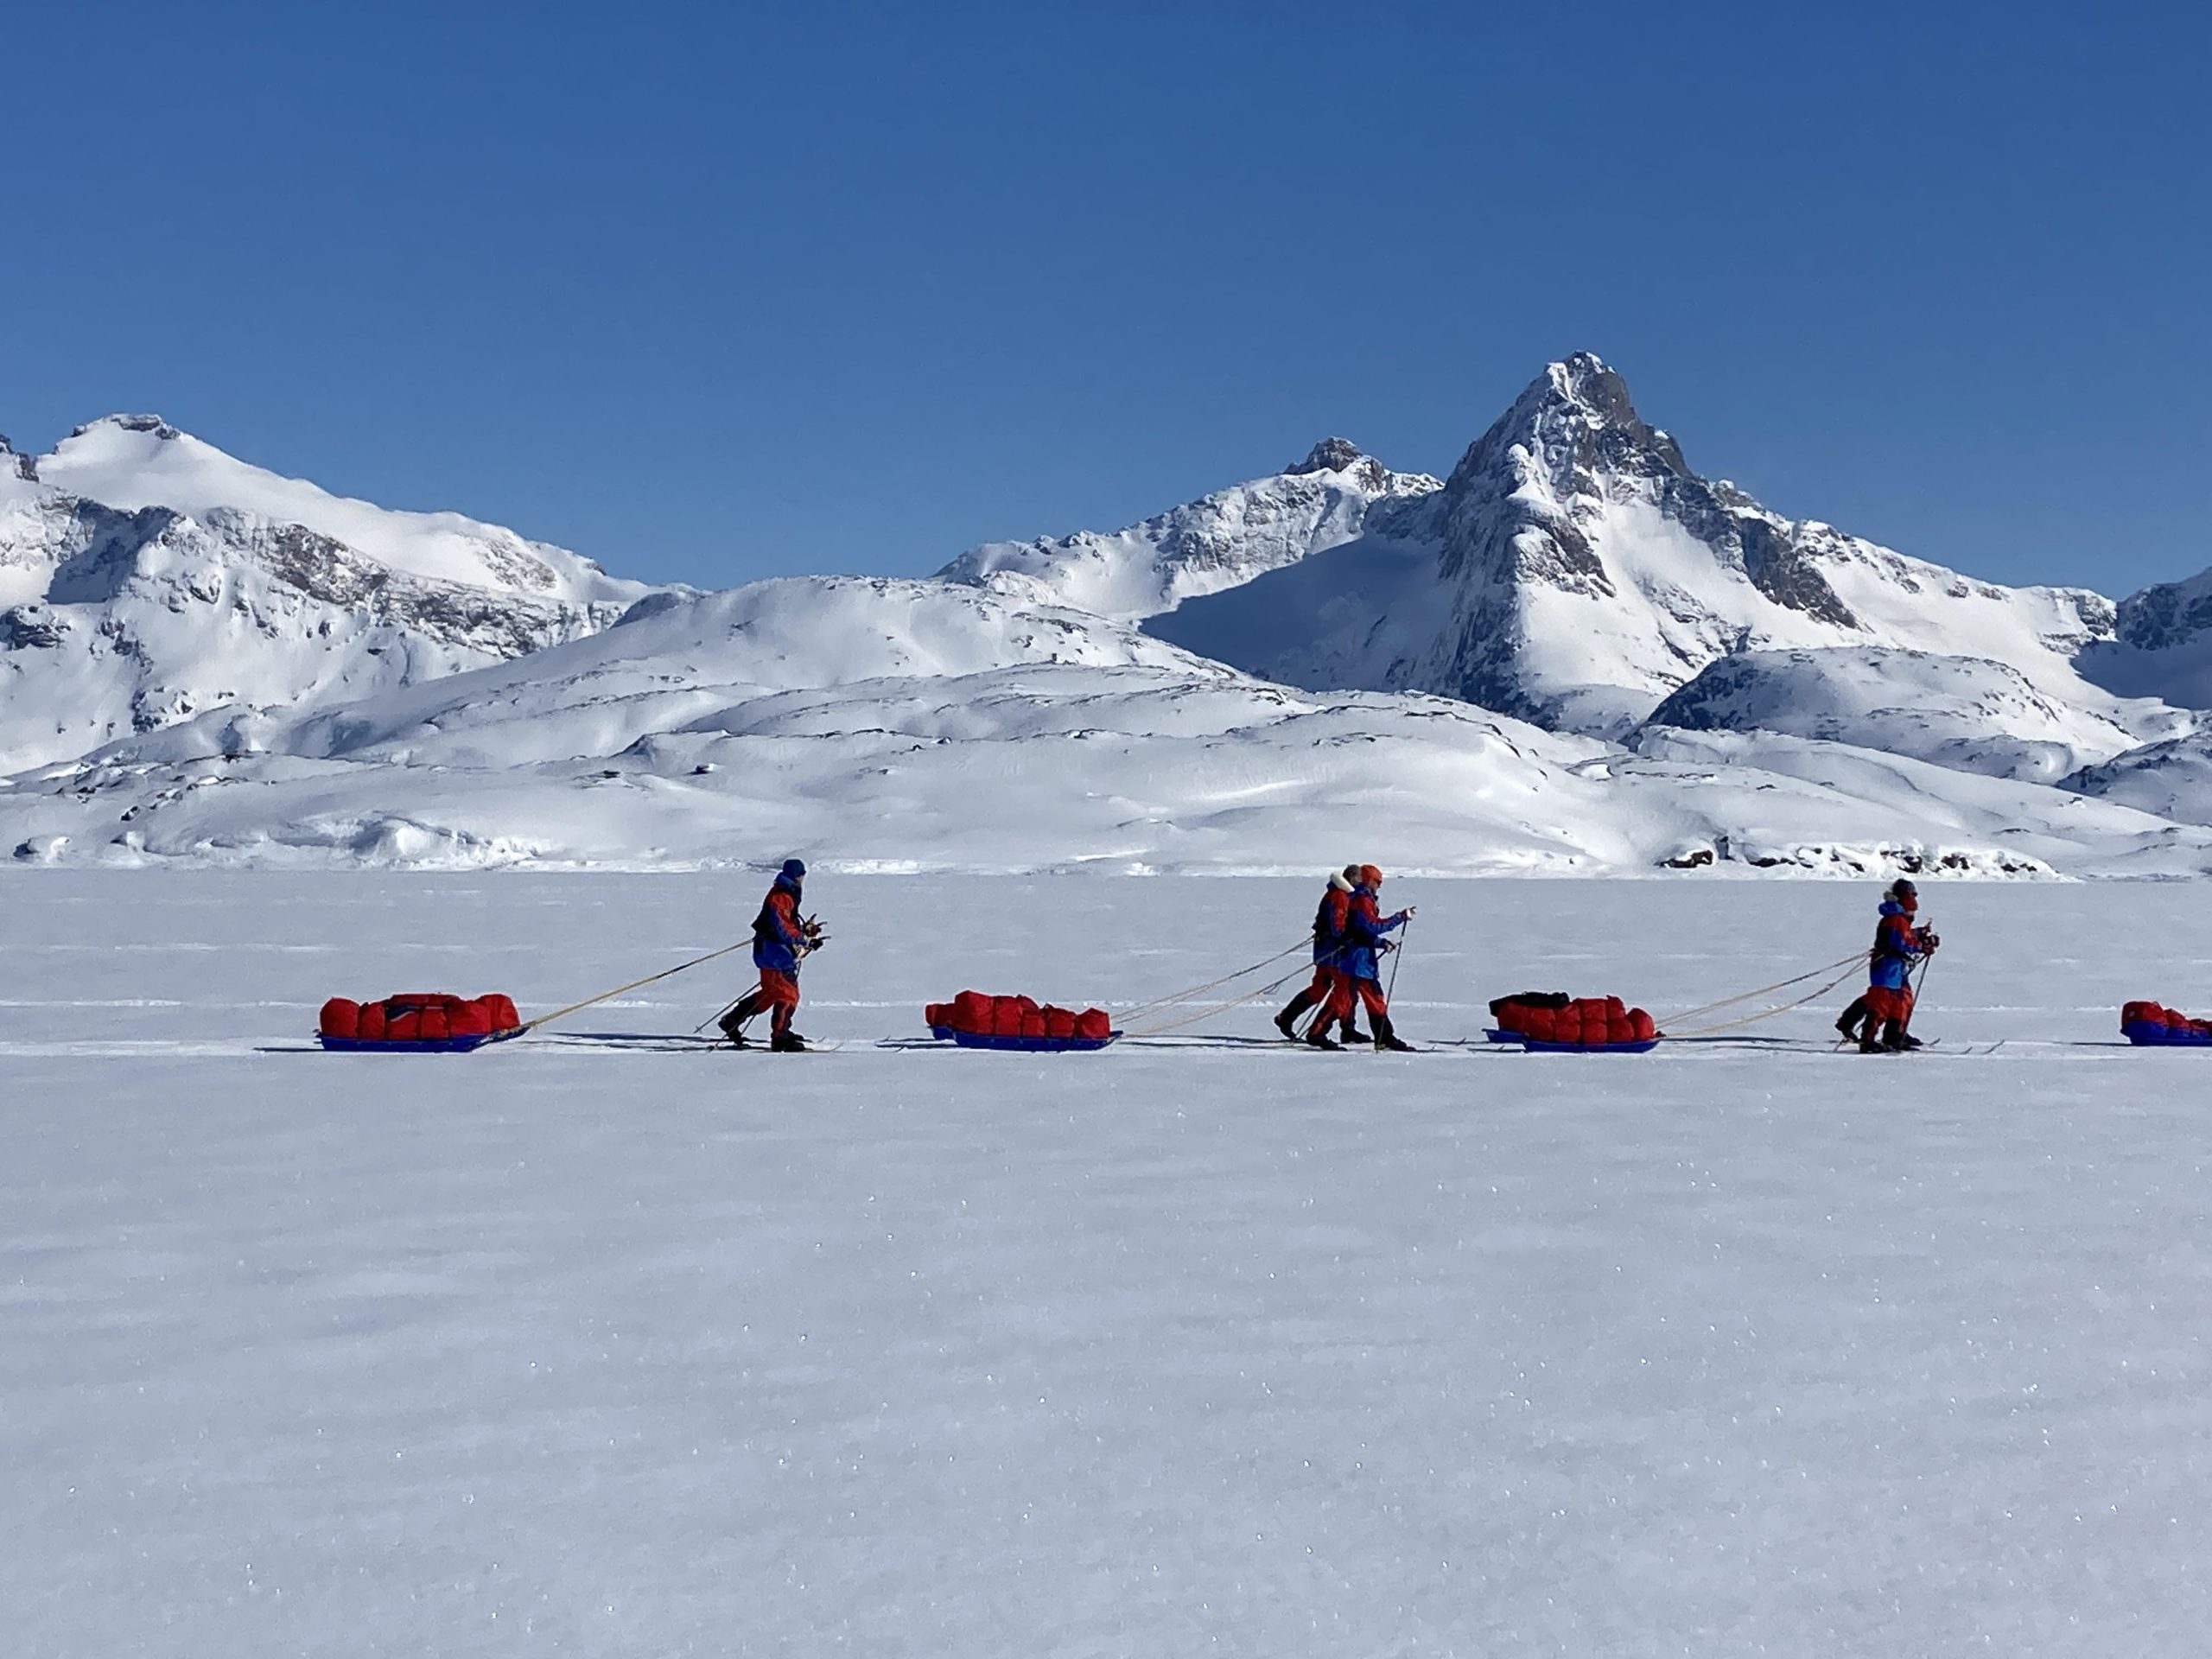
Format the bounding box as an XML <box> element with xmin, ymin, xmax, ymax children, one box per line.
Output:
<box><xmin>751</xmin><ymin>875</ymin><xmax>809</xmax><ymax>973</ymax></box>
<box><xmin>1313</xmin><ymin>883</ymin><xmax>1353</xmax><ymax>965</ymax></box>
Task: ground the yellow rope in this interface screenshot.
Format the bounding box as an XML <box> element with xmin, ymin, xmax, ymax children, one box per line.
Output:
<box><xmin>519</xmin><ymin>941</ymin><xmax>751</xmax><ymax>1034</ymax></box>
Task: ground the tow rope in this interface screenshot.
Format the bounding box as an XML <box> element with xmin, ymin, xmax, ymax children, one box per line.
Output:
<box><xmin>1651</xmin><ymin>950</ymin><xmax>1865</xmax><ymax>1036</ymax></box>
<box><xmin>1124</xmin><ymin>961</ymin><xmax>1317</xmax><ymax>1038</ymax></box>
<box><xmin>1661</xmin><ymin>960</ymin><xmax>1864</xmax><ymax>1039</ymax></box>
<box><xmin>519</xmin><ymin>940</ymin><xmax>752</xmax><ymax>1035</ymax></box>
<box><xmin>1112</xmin><ymin>939</ymin><xmax>1310</xmax><ymax>1030</ymax></box>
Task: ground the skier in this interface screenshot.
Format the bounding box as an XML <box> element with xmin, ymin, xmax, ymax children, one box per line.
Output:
<box><xmin>1274</xmin><ymin>866</ymin><xmax>1368</xmax><ymax>1049</ymax></box>
<box><xmin>717</xmin><ymin>859</ymin><xmax>823</xmax><ymax>1052</ymax></box>
<box><xmin>1841</xmin><ymin>877</ymin><xmax>1938</xmax><ymax>1053</ymax></box>
<box><xmin>1319</xmin><ymin>864</ymin><xmax>1415</xmax><ymax>1052</ymax></box>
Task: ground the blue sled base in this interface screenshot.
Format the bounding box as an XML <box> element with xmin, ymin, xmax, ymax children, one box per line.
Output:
<box><xmin>317</xmin><ymin>1033</ymin><xmax>505</xmax><ymax>1054</ymax></box>
<box><xmin>1484</xmin><ymin>1027</ymin><xmax>1662</xmax><ymax>1055</ymax></box>
<box><xmin>928</xmin><ymin>1027</ymin><xmax>1121</xmax><ymax>1052</ymax></box>
<box><xmin>2122</xmin><ymin>1021</ymin><xmax>2212</xmax><ymax>1047</ymax></box>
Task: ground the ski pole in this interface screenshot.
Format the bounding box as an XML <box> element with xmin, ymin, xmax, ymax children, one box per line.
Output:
<box><xmin>1366</xmin><ymin>916</ymin><xmax>1411</xmax><ymax>1052</ymax></box>
<box><xmin>693</xmin><ymin>983</ymin><xmax>762</xmax><ymax>1036</ymax></box>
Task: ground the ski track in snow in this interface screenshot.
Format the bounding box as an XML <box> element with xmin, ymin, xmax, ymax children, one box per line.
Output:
<box><xmin>5</xmin><ymin>872</ymin><xmax>2211</xmax><ymax>1656</ymax></box>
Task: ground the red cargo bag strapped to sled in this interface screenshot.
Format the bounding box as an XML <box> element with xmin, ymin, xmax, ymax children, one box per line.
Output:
<box><xmin>320</xmin><ymin>991</ymin><xmax>525</xmax><ymax>1052</ymax></box>
<box><xmin>925</xmin><ymin>990</ymin><xmax>1120</xmax><ymax>1052</ymax></box>
<box><xmin>2120</xmin><ymin>999</ymin><xmax>2212</xmax><ymax>1046</ymax></box>
<box><xmin>1486</xmin><ymin>989</ymin><xmax>1661</xmax><ymax>1053</ymax></box>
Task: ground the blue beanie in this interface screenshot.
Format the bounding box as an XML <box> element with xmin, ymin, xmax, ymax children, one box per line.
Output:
<box><xmin>781</xmin><ymin>858</ymin><xmax>807</xmax><ymax>880</ymax></box>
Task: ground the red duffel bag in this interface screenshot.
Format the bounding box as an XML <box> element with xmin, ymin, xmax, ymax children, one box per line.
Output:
<box><xmin>951</xmin><ymin>990</ymin><xmax>991</xmax><ymax>1033</ymax></box>
<box><xmin>1044</xmin><ymin>1007</ymin><xmax>1077</xmax><ymax>1039</ymax></box>
<box><xmin>355</xmin><ymin>1001</ymin><xmax>388</xmax><ymax>1041</ymax></box>
<box><xmin>320</xmin><ymin>997</ymin><xmax>360</xmax><ymax>1039</ymax></box>
<box><xmin>1075</xmin><ymin>1008</ymin><xmax>1111</xmax><ymax>1041</ymax></box>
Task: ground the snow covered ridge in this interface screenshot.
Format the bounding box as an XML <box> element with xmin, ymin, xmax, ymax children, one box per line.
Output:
<box><xmin>1642</xmin><ymin>646</ymin><xmax>2192</xmax><ymax>785</ymax></box>
<box><xmin>7</xmin><ymin>575</ymin><xmax>2211</xmax><ymax>875</ymax></box>
<box><xmin>32</xmin><ymin>414</ymin><xmax>644</xmax><ymax>603</ymax></box>
<box><xmin>0</xmin><ymin>416</ymin><xmax>657</xmax><ymax>772</ymax></box>
<box><xmin>937</xmin><ymin>437</ymin><xmax>1441</xmax><ymax>619</ymax></box>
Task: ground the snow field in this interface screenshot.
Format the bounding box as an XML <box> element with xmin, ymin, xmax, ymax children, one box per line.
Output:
<box><xmin>5</xmin><ymin>874</ymin><xmax>2212</xmax><ymax>1655</ymax></box>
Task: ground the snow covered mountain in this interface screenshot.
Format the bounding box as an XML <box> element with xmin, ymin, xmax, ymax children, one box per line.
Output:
<box><xmin>1642</xmin><ymin>647</ymin><xmax>2191</xmax><ymax>783</ymax></box>
<box><xmin>29</xmin><ymin>416</ymin><xmax>640</xmax><ymax>604</ymax></box>
<box><xmin>10</xmin><ymin>368</ymin><xmax>2212</xmax><ymax>878</ymax></box>
<box><xmin>2061</xmin><ymin>731</ymin><xmax>2212</xmax><ymax>827</ymax></box>
<box><xmin>9</xmin><ymin>571</ymin><xmax>2210</xmax><ymax>879</ymax></box>
<box><xmin>1149</xmin><ymin>355</ymin><xmax>2121</xmax><ymax>739</ymax></box>
<box><xmin>938</xmin><ymin>438</ymin><xmax>1440</xmax><ymax>619</ymax></box>
<box><xmin>2075</xmin><ymin>568</ymin><xmax>2212</xmax><ymax>710</ymax></box>
<box><xmin>0</xmin><ymin>417</ymin><xmax>652</xmax><ymax>772</ymax></box>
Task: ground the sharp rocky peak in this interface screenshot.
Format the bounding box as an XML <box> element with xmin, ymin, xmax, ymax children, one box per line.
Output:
<box><xmin>68</xmin><ymin>413</ymin><xmax>183</xmax><ymax>443</ymax></box>
<box><xmin>1284</xmin><ymin>435</ymin><xmax>1392</xmax><ymax>493</ymax></box>
<box><xmin>1411</xmin><ymin>353</ymin><xmax>1866</xmax><ymax>718</ymax></box>
<box><xmin>1451</xmin><ymin>353</ymin><xmax>1690</xmax><ymax>496</ymax></box>
<box><xmin>1287</xmin><ymin>436</ymin><xmax>1368</xmax><ymax>474</ymax></box>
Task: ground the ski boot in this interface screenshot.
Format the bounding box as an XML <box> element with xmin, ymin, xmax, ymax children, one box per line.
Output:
<box><xmin>1340</xmin><ymin>1022</ymin><xmax>1372</xmax><ymax>1046</ymax></box>
<box><xmin>1372</xmin><ymin>1017</ymin><xmax>1416</xmax><ymax>1053</ymax></box>
<box><xmin>1274</xmin><ymin>1008</ymin><xmax>1303</xmax><ymax>1041</ymax></box>
<box><xmin>1302</xmin><ymin>1028</ymin><xmax>1343</xmax><ymax>1052</ymax></box>
<box><xmin>717</xmin><ymin>993</ymin><xmax>762</xmax><ymax>1045</ymax></box>
<box><xmin>1864</xmin><ymin>1019</ymin><xmax>1912</xmax><ymax>1054</ymax></box>
<box><xmin>771</xmin><ymin>1029</ymin><xmax>810</xmax><ymax>1053</ymax></box>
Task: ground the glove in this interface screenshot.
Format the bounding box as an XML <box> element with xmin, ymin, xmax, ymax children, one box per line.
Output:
<box><xmin>1916</xmin><ymin>927</ymin><xmax>1940</xmax><ymax>952</ymax></box>
<box><xmin>1394</xmin><ymin>908</ymin><xmax>1414</xmax><ymax>923</ymax></box>
<box><xmin>1378</xmin><ymin>939</ymin><xmax>1397</xmax><ymax>955</ymax></box>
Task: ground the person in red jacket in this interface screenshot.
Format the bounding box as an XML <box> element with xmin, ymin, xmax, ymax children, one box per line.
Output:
<box><xmin>1317</xmin><ymin>864</ymin><xmax>1416</xmax><ymax>1051</ymax></box>
<box><xmin>1274</xmin><ymin>866</ymin><xmax>1370</xmax><ymax>1048</ymax></box>
<box><xmin>717</xmin><ymin>860</ymin><xmax>823</xmax><ymax>1052</ymax></box>
<box><xmin>1838</xmin><ymin>878</ymin><xmax>1937</xmax><ymax>1052</ymax></box>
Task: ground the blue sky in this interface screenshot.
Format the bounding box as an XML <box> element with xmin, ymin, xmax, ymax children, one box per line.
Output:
<box><xmin>4</xmin><ymin>2</ymin><xmax>2204</xmax><ymax>594</ymax></box>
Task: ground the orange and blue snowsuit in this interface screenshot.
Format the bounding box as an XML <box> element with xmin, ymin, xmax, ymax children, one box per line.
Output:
<box><xmin>749</xmin><ymin>870</ymin><xmax>809</xmax><ymax>1034</ymax></box>
<box><xmin>1324</xmin><ymin>883</ymin><xmax>1408</xmax><ymax>1025</ymax></box>
<box><xmin>1863</xmin><ymin>899</ymin><xmax>1925</xmax><ymax>1027</ymax></box>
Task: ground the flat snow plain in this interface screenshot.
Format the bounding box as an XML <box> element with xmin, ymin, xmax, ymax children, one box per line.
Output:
<box><xmin>5</xmin><ymin>873</ymin><xmax>2210</xmax><ymax>1656</ymax></box>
